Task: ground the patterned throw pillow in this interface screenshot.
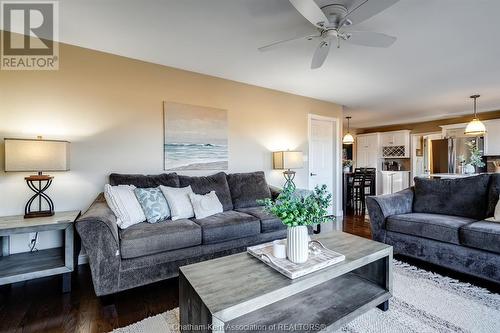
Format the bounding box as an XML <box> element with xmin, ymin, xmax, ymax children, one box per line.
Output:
<box><xmin>134</xmin><ymin>187</ymin><xmax>171</xmax><ymax>223</ymax></box>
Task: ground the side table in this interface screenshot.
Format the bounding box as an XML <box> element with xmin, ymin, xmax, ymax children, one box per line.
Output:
<box><xmin>0</xmin><ymin>210</ymin><xmax>81</xmax><ymax>293</ymax></box>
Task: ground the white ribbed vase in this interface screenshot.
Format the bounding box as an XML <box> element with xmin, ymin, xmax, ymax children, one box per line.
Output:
<box><xmin>286</xmin><ymin>226</ymin><xmax>309</xmax><ymax>264</ymax></box>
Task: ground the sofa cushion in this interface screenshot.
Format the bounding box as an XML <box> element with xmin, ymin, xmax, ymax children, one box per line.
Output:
<box><xmin>413</xmin><ymin>175</ymin><xmax>490</xmax><ymax>220</ymax></box>
<box><xmin>487</xmin><ymin>174</ymin><xmax>500</xmax><ymax>218</ymax></box>
<box><xmin>236</xmin><ymin>206</ymin><xmax>285</xmax><ymax>233</ymax></box>
<box><xmin>110</xmin><ymin>173</ymin><xmax>179</xmax><ymax>188</ymax></box>
<box><xmin>119</xmin><ymin>219</ymin><xmax>201</xmax><ymax>259</ymax></box>
<box><xmin>179</xmin><ymin>172</ymin><xmax>233</xmax><ymax>211</ymax></box>
<box><xmin>460</xmin><ymin>221</ymin><xmax>500</xmax><ymax>254</ymax></box>
<box><xmin>192</xmin><ymin>210</ymin><xmax>260</xmax><ymax>244</ymax></box>
<box><xmin>386</xmin><ymin>213</ymin><xmax>478</xmax><ymax>244</ymax></box>
<box><xmin>226</xmin><ymin>171</ymin><xmax>271</xmax><ymax>209</ymax></box>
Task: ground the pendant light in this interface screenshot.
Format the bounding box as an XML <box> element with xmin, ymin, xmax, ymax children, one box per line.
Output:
<box><xmin>464</xmin><ymin>95</ymin><xmax>486</xmax><ymax>135</ymax></box>
<box><xmin>343</xmin><ymin>116</ymin><xmax>355</xmax><ymax>145</ymax></box>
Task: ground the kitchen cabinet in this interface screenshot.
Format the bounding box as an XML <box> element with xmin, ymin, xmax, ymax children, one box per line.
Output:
<box><xmin>381</xmin><ymin>171</ymin><xmax>410</xmax><ymax>195</ymax></box>
<box><xmin>356</xmin><ymin>133</ymin><xmax>379</xmax><ymax>168</ymax></box>
<box><xmin>484</xmin><ymin>119</ymin><xmax>500</xmax><ymax>156</ymax></box>
<box><xmin>380</xmin><ymin>130</ymin><xmax>410</xmax><ymax>158</ymax></box>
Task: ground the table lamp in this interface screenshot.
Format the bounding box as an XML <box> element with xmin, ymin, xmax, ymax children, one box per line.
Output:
<box><xmin>4</xmin><ymin>138</ymin><xmax>70</xmax><ymax>218</ymax></box>
<box><xmin>273</xmin><ymin>151</ymin><xmax>303</xmax><ymax>190</ymax></box>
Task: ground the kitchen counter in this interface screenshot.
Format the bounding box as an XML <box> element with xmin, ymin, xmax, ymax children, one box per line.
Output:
<box><xmin>422</xmin><ymin>173</ymin><xmax>479</xmax><ymax>179</ymax></box>
<box><xmin>380</xmin><ymin>170</ymin><xmax>411</xmax><ymax>174</ymax></box>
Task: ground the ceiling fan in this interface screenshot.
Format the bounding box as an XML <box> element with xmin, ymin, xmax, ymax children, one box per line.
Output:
<box><xmin>259</xmin><ymin>0</ymin><xmax>399</xmax><ymax>69</ymax></box>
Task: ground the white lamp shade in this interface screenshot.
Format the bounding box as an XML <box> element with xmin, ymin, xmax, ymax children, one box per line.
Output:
<box><xmin>464</xmin><ymin>118</ymin><xmax>486</xmax><ymax>135</ymax></box>
<box><xmin>343</xmin><ymin>133</ymin><xmax>355</xmax><ymax>144</ymax></box>
<box><xmin>4</xmin><ymin>138</ymin><xmax>70</xmax><ymax>172</ymax></box>
<box><xmin>273</xmin><ymin>151</ymin><xmax>303</xmax><ymax>170</ymax></box>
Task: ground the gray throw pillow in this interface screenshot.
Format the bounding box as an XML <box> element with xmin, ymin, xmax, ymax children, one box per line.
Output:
<box><xmin>413</xmin><ymin>175</ymin><xmax>490</xmax><ymax>220</ymax></box>
<box><xmin>226</xmin><ymin>171</ymin><xmax>272</xmax><ymax>209</ymax></box>
<box><xmin>134</xmin><ymin>187</ymin><xmax>170</xmax><ymax>223</ymax></box>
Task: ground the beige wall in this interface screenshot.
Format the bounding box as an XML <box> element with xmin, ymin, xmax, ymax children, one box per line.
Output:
<box><xmin>0</xmin><ymin>43</ymin><xmax>342</xmax><ymax>252</ymax></box>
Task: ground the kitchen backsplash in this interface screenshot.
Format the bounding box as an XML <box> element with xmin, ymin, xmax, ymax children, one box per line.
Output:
<box><xmin>383</xmin><ymin>158</ymin><xmax>411</xmax><ymax>171</ymax></box>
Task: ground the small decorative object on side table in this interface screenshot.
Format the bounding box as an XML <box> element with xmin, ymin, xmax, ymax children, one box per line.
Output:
<box><xmin>0</xmin><ymin>211</ymin><xmax>80</xmax><ymax>293</ymax></box>
<box><xmin>4</xmin><ymin>137</ymin><xmax>70</xmax><ymax>218</ymax></box>
<box><xmin>259</xmin><ymin>184</ymin><xmax>333</xmax><ymax>264</ymax></box>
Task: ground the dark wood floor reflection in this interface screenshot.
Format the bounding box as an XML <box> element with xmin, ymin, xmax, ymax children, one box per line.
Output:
<box><xmin>342</xmin><ymin>212</ymin><xmax>371</xmax><ymax>239</ymax></box>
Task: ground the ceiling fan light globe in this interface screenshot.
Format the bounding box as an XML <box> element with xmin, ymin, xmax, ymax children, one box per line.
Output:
<box><xmin>343</xmin><ymin>133</ymin><xmax>355</xmax><ymax>144</ymax></box>
<box><xmin>464</xmin><ymin>118</ymin><xmax>486</xmax><ymax>135</ymax></box>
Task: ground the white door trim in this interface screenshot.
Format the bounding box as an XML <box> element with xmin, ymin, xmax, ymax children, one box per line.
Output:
<box><xmin>308</xmin><ymin>114</ymin><xmax>343</xmax><ymax>217</ymax></box>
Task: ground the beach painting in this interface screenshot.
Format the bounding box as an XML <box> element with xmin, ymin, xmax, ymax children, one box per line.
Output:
<box><xmin>164</xmin><ymin>102</ymin><xmax>228</xmax><ymax>171</ymax></box>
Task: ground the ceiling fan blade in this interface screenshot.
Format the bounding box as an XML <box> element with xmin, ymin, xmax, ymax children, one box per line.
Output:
<box><xmin>258</xmin><ymin>34</ymin><xmax>320</xmax><ymax>52</ymax></box>
<box><xmin>344</xmin><ymin>31</ymin><xmax>396</xmax><ymax>48</ymax></box>
<box><xmin>289</xmin><ymin>0</ymin><xmax>329</xmax><ymax>28</ymax></box>
<box><xmin>341</xmin><ymin>0</ymin><xmax>399</xmax><ymax>27</ymax></box>
<box><xmin>311</xmin><ymin>39</ymin><xmax>332</xmax><ymax>69</ymax></box>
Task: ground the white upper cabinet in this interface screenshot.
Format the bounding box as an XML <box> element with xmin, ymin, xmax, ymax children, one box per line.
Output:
<box><xmin>356</xmin><ymin>133</ymin><xmax>380</xmax><ymax>168</ymax></box>
<box><xmin>380</xmin><ymin>130</ymin><xmax>410</xmax><ymax>158</ymax></box>
<box><xmin>484</xmin><ymin>119</ymin><xmax>500</xmax><ymax>156</ymax></box>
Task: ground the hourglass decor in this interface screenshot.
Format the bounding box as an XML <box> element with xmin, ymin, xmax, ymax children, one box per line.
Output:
<box><xmin>4</xmin><ymin>138</ymin><xmax>70</xmax><ymax>218</ymax></box>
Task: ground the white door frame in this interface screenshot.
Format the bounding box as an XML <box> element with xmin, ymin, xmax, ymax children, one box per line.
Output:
<box><xmin>308</xmin><ymin>114</ymin><xmax>343</xmax><ymax>217</ymax></box>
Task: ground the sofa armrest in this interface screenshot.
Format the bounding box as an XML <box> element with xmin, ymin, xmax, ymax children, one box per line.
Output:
<box><xmin>269</xmin><ymin>185</ymin><xmax>282</xmax><ymax>201</ymax></box>
<box><xmin>75</xmin><ymin>193</ymin><xmax>121</xmax><ymax>296</ymax></box>
<box><xmin>366</xmin><ymin>187</ymin><xmax>414</xmax><ymax>242</ymax></box>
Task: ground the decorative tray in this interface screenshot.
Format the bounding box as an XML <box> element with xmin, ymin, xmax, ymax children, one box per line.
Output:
<box><xmin>247</xmin><ymin>239</ymin><xmax>345</xmax><ymax>279</ymax></box>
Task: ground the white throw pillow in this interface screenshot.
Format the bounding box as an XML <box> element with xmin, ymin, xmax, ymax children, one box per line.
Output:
<box><xmin>487</xmin><ymin>199</ymin><xmax>500</xmax><ymax>222</ymax></box>
<box><xmin>189</xmin><ymin>191</ymin><xmax>223</xmax><ymax>220</ymax></box>
<box><xmin>160</xmin><ymin>186</ymin><xmax>195</xmax><ymax>220</ymax></box>
<box><xmin>104</xmin><ymin>184</ymin><xmax>146</xmax><ymax>229</ymax></box>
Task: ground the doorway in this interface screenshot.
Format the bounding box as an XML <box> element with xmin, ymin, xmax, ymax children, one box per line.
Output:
<box><xmin>308</xmin><ymin>114</ymin><xmax>342</xmax><ymax>218</ymax></box>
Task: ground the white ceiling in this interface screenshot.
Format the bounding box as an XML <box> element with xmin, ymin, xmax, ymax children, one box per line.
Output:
<box><xmin>59</xmin><ymin>0</ymin><xmax>500</xmax><ymax>128</ymax></box>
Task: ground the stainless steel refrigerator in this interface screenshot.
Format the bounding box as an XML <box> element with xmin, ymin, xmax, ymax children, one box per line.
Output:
<box><xmin>430</xmin><ymin>136</ymin><xmax>484</xmax><ymax>174</ymax></box>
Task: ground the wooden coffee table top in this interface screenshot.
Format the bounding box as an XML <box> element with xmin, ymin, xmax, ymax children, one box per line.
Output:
<box><xmin>180</xmin><ymin>231</ymin><xmax>392</xmax><ymax>323</ymax></box>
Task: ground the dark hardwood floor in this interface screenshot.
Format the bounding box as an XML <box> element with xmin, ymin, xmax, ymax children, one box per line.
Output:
<box><xmin>0</xmin><ymin>265</ymin><xmax>179</xmax><ymax>333</ymax></box>
<box><xmin>0</xmin><ymin>214</ymin><xmax>497</xmax><ymax>333</ymax></box>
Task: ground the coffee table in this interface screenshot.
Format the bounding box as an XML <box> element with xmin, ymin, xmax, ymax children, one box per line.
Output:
<box><xmin>179</xmin><ymin>231</ymin><xmax>393</xmax><ymax>332</ymax></box>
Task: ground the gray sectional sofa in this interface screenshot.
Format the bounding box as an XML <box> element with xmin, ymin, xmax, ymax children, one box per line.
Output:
<box><xmin>367</xmin><ymin>174</ymin><xmax>500</xmax><ymax>283</ymax></box>
<box><xmin>76</xmin><ymin>171</ymin><xmax>286</xmax><ymax>296</ymax></box>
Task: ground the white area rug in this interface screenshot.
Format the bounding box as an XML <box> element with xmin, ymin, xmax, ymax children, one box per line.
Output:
<box><xmin>111</xmin><ymin>261</ymin><xmax>500</xmax><ymax>333</ymax></box>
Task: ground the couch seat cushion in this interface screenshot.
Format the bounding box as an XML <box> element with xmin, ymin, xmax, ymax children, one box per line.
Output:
<box><xmin>119</xmin><ymin>219</ymin><xmax>201</xmax><ymax>259</ymax></box>
<box><xmin>236</xmin><ymin>207</ymin><xmax>285</xmax><ymax>233</ymax></box>
<box><xmin>192</xmin><ymin>210</ymin><xmax>260</xmax><ymax>244</ymax></box>
<box><xmin>179</xmin><ymin>172</ymin><xmax>233</xmax><ymax>211</ymax></box>
<box><xmin>386</xmin><ymin>213</ymin><xmax>478</xmax><ymax>244</ymax></box>
<box><xmin>413</xmin><ymin>175</ymin><xmax>490</xmax><ymax>220</ymax></box>
<box><xmin>460</xmin><ymin>221</ymin><xmax>500</xmax><ymax>254</ymax></box>
<box><xmin>226</xmin><ymin>171</ymin><xmax>271</xmax><ymax>209</ymax></box>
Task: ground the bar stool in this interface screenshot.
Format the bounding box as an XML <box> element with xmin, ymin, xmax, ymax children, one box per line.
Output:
<box><xmin>352</xmin><ymin>173</ymin><xmax>366</xmax><ymax>215</ymax></box>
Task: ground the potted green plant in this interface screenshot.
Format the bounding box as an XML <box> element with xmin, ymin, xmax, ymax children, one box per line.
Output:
<box><xmin>342</xmin><ymin>159</ymin><xmax>353</xmax><ymax>173</ymax></box>
<box><xmin>259</xmin><ymin>185</ymin><xmax>332</xmax><ymax>263</ymax></box>
<box><xmin>465</xmin><ymin>140</ymin><xmax>485</xmax><ymax>173</ymax></box>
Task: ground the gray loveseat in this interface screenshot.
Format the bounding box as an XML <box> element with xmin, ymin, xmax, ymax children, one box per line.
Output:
<box><xmin>367</xmin><ymin>174</ymin><xmax>500</xmax><ymax>283</ymax></box>
<box><xmin>76</xmin><ymin>171</ymin><xmax>286</xmax><ymax>296</ymax></box>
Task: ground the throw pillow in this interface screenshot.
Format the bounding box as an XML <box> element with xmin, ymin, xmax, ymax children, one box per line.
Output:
<box><xmin>226</xmin><ymin>171</ymin><xmax>272</xmax><ymax>209</ymax></box>
<box><xmin>134</xmin><ymin>187</ymin><xmax>170</xmax><ymax>223</ymax></box>
<box><xmin>104</xmin><ymin>184</ymin><xmax>146</xmax><ymax>229</ymax></box>
<box><xmin>160</xmin><ymin>185</ymin><xmax>195</xmax><ymax>220</ymax></box>
<box><xmin>189</xmin><ymin>191</ymin><xmax>223</xmax><ymax>219</ymax></box>
<box><xmin>487</xmin><ymin>199</ymin><xmax>500</xmax><ymax>222</ymax></box>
